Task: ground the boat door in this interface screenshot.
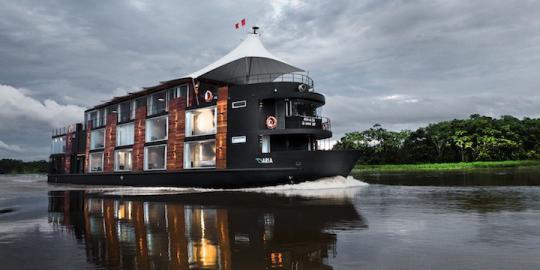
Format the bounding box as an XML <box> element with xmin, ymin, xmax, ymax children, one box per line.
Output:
<box><xmin>275</xmin><ymin>100</ymin><xmax>286</xmax><ymax>129</ymax></box>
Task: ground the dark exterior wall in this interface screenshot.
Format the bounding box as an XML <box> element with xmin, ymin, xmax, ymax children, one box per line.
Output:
<box><xmin>104</xmin><ymin>113</ymin><xmax>118</xmax><ymax>172</ymax></box>
<box><xmin>216</xmin><ymin>86</ymin><xmax>228</xmax><ymax>169</ymax></box>
<box><xmin>226</xmin><ymin>82</ymin><xmax>325</xmax><ymax>169</ymax></box>
<box><xmin>167</xmin><ymin>97</ymin><xmax>186</xmax><ymax>171</ymax></box>
<box><xmin>188</xmin><ymin>80</ymin><xmax>219</xmax><ymax>109</ymax></box>
<box><xmin>133</xmin><ymin>106</ymin><xmax>147</xmax><ymax>172</ymax></box>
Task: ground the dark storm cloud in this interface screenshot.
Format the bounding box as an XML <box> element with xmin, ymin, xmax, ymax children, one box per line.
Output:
<box><xmin>1</xmin><ymin>0</ymin><xmax>540</xmax><ymax>159</ymax></box>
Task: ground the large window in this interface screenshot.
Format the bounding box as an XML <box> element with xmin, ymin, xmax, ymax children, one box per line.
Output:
<box><xmin>90</xmin><ymin>129</ymin><xmax>105</xmax><ymax>150</ymax></box>
<box><xmin>117</xmin><ymin>123</ymin><xmax>134</xmax><ymax>146</ymax></box>
<box><xmin>51</xmin><ymin>137</ymin><xmax>66</xmax><ymax>154</ymax></box>
<box><xmin>184</xmin><ymin>140</ymin><xmax>216</xmax><ymax>169</ymax></box>
<box><xmin>287</xmin><ymin>99</ymin><xmax>317</xmax><ymax>117</ymax></box>
<box><xmin>88</xmin><ymin>110</ymin><xmax>98</xmax><ymax>127</ymax></box>
<box><xmin>261</xmin><ymin>135</ymin><xmax>270</xmax><ymax>153</ymax></box>
<box><xmin>115</xmin><ymin>149</ymin><xmax>132</xmax><ymax>171</ymax></box>
<box><xmin>144</xmin><ymin>145</ymin><xmax>166</xmax><ymax>170</ymax></box>
<box><xmin>186</xmin><ymin>107</ymin><xmax>216</xmax><ymax>137</ymax></box>
<box><xmin>89</xmin><ymin>152</ymin><xmax>104</xmax><ymax>172</ymax></box>
<box><xmin>118</xmin><ymin>101</ymin><xmax>132</xmax><ymax>123</ymax></box>
<box><xmin>168</xmin><ymin>84</ymin><xmax>188</xmax><ymax>100</ymax></box>
<box><xmin>147</xmin><ymin>91</ymin><xmax>167</xmax><ymax>116</ymax></box>
<box><xmin>99</xmin><ymin>108</ymin><xmax>107</xmax><ymax>126</ymax></box>
<box><xmin>145</xmin><ymin>116</ymin><xmax>168</xmax><ymax>142</ymax></box>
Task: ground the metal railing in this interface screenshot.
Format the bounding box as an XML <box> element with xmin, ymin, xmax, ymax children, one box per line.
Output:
<box><xmin>226</xmin><ymin>72</ymin><xmax>314</xmax><ymax>88</ymax></box>
<box><xmin>52</xmin><ymin>125</ymin><xmax>76</xmax><ymax>137</ymax></box>
<box><xmin>274</xmin><ymin>114</ymin><xmax>331</xmax><ymax>132</ymax></box>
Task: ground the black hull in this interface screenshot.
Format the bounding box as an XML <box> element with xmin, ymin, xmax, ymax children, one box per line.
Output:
<box><xmin>48</xmin><ymin>150</ymin><xmax>360</xmax><ymax>188</ymax></box>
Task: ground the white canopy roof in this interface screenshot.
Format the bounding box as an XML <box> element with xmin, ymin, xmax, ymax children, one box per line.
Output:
<box><xmin>186</xmin><ymin>33</ymin><xmax>303</xmax><ymax>84</ymax></box>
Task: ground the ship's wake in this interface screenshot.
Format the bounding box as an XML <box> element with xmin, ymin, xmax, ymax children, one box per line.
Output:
<box><xmin>236</xmin><ymin>176</ymin><xmax>368</xmax><ymax>198</ymax></box>
<box><xmin>93</xmin><ymin>175</ymin><xmax>368</xmax><ymax>198</ymax></box>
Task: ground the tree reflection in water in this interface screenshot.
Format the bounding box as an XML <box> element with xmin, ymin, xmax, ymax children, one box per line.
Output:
<box><xmin>48</xmin><ymin>191</ymin><xmax>367</xmax><ymax>270</ymax></box>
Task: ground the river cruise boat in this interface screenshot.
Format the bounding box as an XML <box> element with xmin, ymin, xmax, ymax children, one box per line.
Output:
<box><xmin>48</xmin><ymin>28</ymin><xmax>360</xmax><ymax>188</ymax></box>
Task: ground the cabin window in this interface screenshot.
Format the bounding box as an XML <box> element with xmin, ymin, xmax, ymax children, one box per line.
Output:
<box><xmin>184</xmin><ymin>140</ymin><xmax>216</xmax><ymax>169</ymax></box>
<box><xmin>290</xmin><ymin>100</ymin><xmax>316</xmax><ymax>117</ymax></box>
<box><xmin>144</xmin><ymin>145</ymin><xmax>166</xmax><ymax>170</ymax></box>
<box><xmin>89</xmin><ymin>152</ymin><xmax>104</xmax><ymax>172</ymax></box>
<box><xmin>231</xmin><ymin>136</ymin><xmax>246</xmax><ymax>144</ymax></box>
<box><xmin>114</xmin><ymin>149</ymin><xmax>132</xmax><ymax>171</ymax></box>
<box><xmin>90</xmin><ymin>129</ymin><xmax>105</xmax><ymax>150</ymax></box>
<box><xmin>147</xmin><ymin>91</ymin><xmax>167</xmax><ymax>116</ymax></box>
<box><xmin>51</xmin><ymin>137</ymin><xmax>66</xmax><ymax>154</ymax></box>
<box><xmin>232</xmin><ymin>100</ymin><xmax>247</xmax><ymax>108</ymax></box>
<box><xmin>169</xmin><ymin>84</ymin><xmax>188</xmax><ymax>99</ymax></box>
<box><xmin>88</xmin><ymin>111</ymin><xmax>98</xmax><ymax>127</ymax></box>
<box><xmin>116</xmin><ymin>123</ymin><xmax>134</xmax><ymax>146</ymax></box>
<box><xmin>185</xmin><ymin>107</ymin><xmax>216</xmax><ymax>137</ymax></box>
<box><xmin>118</xmin><ymin>101</ymin><xmax>132</xmax><ymax>122</ymax></box>
<box><xmin>99</xmin><ymin>108</ymin><xmax>107</xmax><ymax>126</ymax></box>
<box><xmin>145</xmin><ymin>116</ymin><xmax>168</xmax><ymax>142</ymax></box>
<box><xmin>261</xmin><ymin>135</ymin><xmax>270</xmax><ymax>153</ymax></box>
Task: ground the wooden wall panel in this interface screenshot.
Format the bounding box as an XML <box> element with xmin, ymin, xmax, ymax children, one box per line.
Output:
<box><xmin>133</xmin><ymin>106</ymin><xmax>147</xmax><ymax>172</ymax></box>
<box><xmin>167</xmin><ymin>97</ymin><xmax>186</xmax><ymax>170</ymax></box>
<box><xmin>216</xmin><ymin>86</ymin><xmax>228</xmax><ymax>169</ymax></box>
<box><xmin>103</xmin><ymin>113</ymin><xmax>117</xmax><ymax>172</ymax></box>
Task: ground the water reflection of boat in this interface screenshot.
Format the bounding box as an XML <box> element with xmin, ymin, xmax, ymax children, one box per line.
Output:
<box><xmin>48</xmin><ymin>191</ymin><xmax>367</xmax><ymax>269</ymax></box>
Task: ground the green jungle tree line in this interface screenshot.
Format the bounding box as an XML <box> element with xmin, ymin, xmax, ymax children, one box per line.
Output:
<box><xmin>0</xmin><ymin>159</ymin><xmax>48</xmax><ymax>174</ymax></box>
<box><xmin>333</xmin><ymin>115</ymin><xmax>540</xmax><ymax>164</ymax></box>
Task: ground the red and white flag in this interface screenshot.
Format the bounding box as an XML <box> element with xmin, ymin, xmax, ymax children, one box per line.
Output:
<box><xmin>234</xmin><ymin>18</ymin><xmax>246</xmax><ymax>29</ymax></box>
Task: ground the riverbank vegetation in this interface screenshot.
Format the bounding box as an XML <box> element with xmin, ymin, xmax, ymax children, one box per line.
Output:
<box><xmin>335</xmin><ymin>115</ymin><xmax>540</xmax><ymax>165</ymax></box>
<box><xmin>354</xmin><ymin>160</ymin><xmax>540</xmax><ymax>173</ymax></box>
<box><xmin>0</xmin><ymin>159</ymin><xmax>48</xmax><ymax>174</ymax></box>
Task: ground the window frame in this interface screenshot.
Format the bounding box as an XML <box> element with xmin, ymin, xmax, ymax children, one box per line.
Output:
<box><xmin>185</xmin><ymin>106</ymin><xmax>217</xmax><ymax>137</ymax></box>
<box><xmin>51</xmin><ymin>136</ymin><xmax>66</xmax><ymax>154</ymax></box>
<box><xmin>117</xmin><ymin>101</ymin><xmax>133</xmax><ymax>123</ymax></box>
<box><xmin>89</xmin><ymin>152</ymin><xmax>104</xmax><ymax>173</ymax></box>
<box><xmin>114</xmin><ymin>148</ymin><xmax>133</xmax><ymax>172</ymax></box>
<box><xmin>231</xmin><ymin>136</ymin><xmax>247</xmax><ymax>144</ymax></box>
<box><xmin>116</xmin><ymin>122</ymin><xmax>135</xmax><ymax>146</ymax></box>
<box><xmin>147</xmin><ymin>91</ymin><xmax>168</xmax><ymax>116</ymax></box>
<box><xmin>145</xmin><ymin>115</ymin><xmax>168</xmax><ymax>143</ymax></box>
<box><xmin>184</xmin><ymin>139</ymin><xmax>216</xmax><ymax>169</ymax></box>
<box><xmin>144</xmin><ymin>144</ymin><xmax>167</xmax><ymax>171</ymax></box>
<box><xmin>90</xmin><ymin>128</ymin><xmax>105</xmax><ymax>150</ymax></box>
<box><xmin>232</xmin><ymin>100</ymin><xmax>247</xmax><ymax>109</ymax></box>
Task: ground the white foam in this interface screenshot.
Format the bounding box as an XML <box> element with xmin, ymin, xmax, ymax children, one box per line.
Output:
<box><xmin>236</xmin><ymin>175</ymin><xmax>368</xmax><ymax>198</ymax></box>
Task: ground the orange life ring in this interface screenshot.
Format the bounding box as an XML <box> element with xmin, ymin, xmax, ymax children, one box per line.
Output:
<box><xmin>204</xmin><ymin>90</ymin><xmax>213</xmax><ymax>102</ymax></box>
<box><xmin>266</xmin><ymin>116</ymin><xmax>277</xmax><ymax>129</ymax></box>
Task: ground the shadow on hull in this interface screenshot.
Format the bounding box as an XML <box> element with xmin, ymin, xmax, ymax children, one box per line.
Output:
<box><xmin>48</xmin><ymin>150</ymin><xmax>361</xmax><ymax>188</ymax></box>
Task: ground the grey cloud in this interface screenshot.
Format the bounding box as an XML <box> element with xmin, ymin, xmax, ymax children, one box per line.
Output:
<box><xmin>0</xmin><ymin>140</ymin><xmax>23</xmax><ymax>153</ymax></box>
<box><xmin>1</xmin><ymin>0</ymin><xmax>540</xmax><ymax>160</ymax></box>
<box><xmin>325</xmin><ymin>93</ymin><xmax>540</xmax><ymax>136</ymax></box>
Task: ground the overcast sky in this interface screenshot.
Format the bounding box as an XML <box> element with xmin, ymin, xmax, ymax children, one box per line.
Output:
<box><xmin>1</xmin><ymin>0</ymin><xmax>540</xmax><ymax>160</ymax></box>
